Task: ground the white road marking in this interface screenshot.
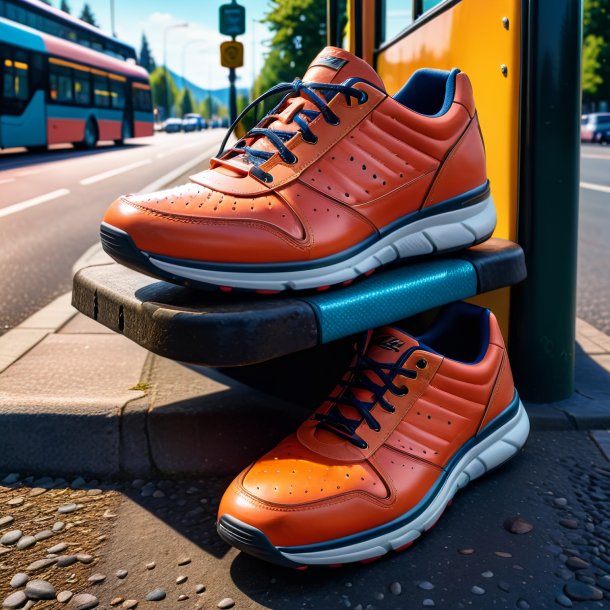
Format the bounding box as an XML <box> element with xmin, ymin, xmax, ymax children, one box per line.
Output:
<box><xmin>139</xmin><ymin>143</ymin><xmax>221</xmax><ymax>194</ymax></box>
<box><xmin>0</xmin><ymin>188</ymin><xmax>70</xmax><ymax>219</ymax></box>
<box><xmin>80</xmin><ymin>159</ymin><xmax>152</xmax><ymax>186</ymax></box>
<box><xmin>582</xmin><ymin>153</ymin><xmax>610</xmax><ymax>160</ymax></box>
<box><xmin>0</xmin><ymin>178</ymin><xmax>16</xmax><ymax>185</ymax></box>
<box><xmin>580</xmin><ymin>181</ymin><xmax>610</xmax><ymax>194</ymax></box>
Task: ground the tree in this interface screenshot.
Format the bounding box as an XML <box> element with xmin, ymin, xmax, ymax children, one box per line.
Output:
<box><xmin>178</xmin><ymin>88</ymin><xmax>195</xmax><ymax>117</ymax></box>
<box><xmin>139</xmin><ymin>33</ymin><xmax>156</xmax><ymax>73</ymax></box>
<box><xmin>583</xmin><ymin>0</ymin><xmax>610</xmax><ymax>104</ymax></box>
<box><xmin>253</xmin><ymin>0</ymin><xmax>327</xmax><ymax>115</ymax></box>
<box><xmin>79</xmin><ymin>3</ymin><xmax>99</xmax><ymax>27</ymax></box>
<box><xmin>150</xmin><ymin>67</ymin><xmax>179</xmax><ymax>119</ymax></box>
<box><xmin>60</xmin><ymin>0</ymin><xmax>71</xmax><ymax>14</ymax></box>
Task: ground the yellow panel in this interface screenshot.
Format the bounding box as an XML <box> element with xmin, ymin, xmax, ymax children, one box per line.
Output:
<box><xmin>376</xmin><ymin>0</ymin><xmax>521</xmax><ymax>330</ymax></box>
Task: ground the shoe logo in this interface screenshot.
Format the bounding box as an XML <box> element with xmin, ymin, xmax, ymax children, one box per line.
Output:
<box><xmin>374</xmin><ymin>335</ymin><xmax>404</xmax><ymax>352</ymax></box>
<box><xmin>311</xmin><ymin>56</ymin><xmax>348</xmax><ymax>71</ymax></box>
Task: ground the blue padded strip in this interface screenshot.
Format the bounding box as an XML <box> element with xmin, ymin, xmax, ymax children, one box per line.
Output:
<box><xmin>304</xmin><ymin>258</ymin><xmax>478</xmax><ymax>344</ymax></box>
<box><xmin>393</xmin><ymin>68</ymin><xmax>460</xmax><ymax>117</ymax></box>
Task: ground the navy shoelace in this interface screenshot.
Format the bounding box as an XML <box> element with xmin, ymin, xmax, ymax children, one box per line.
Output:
<box><xmin>216</xmin><ymin>78</ymin><xmax>367</xmax><ymax>183</ymax></box>
<box><xmin>314</xmin><ymin>334</ymin><xmax>418</xmax><ymax>449</ymax></box>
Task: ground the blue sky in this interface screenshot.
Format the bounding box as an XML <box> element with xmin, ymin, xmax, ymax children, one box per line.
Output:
<box><xmin>64</xmin><ymin>0</ymin><xmax>273</xmax><ymax>89</ymax></box>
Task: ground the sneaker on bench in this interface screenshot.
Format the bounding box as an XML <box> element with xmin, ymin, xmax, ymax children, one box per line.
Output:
<box><xmin>216</xmin><ymin>302</ymin><xmax>529</xmax><ymax>567</ymax></box>
<box><xmin>102</xmin><ymin>47</ymin><xmax>496</xmax><ymax>292</ymax></box>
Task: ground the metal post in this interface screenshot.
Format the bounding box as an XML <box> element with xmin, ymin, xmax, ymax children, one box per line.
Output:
<box><xmin>229</xmin><ymin>65</ymin><xmax>237</xmax><ymax>124</ymax></box>
<box><xmin>109</xmin><ymin>0</ymin><xmax>116</xmax><ymax>37</ymax></box>
<box><xmin>509</xmin><ymin>0</ymin><xmax>583</xmax><ymax>402</ymax></box>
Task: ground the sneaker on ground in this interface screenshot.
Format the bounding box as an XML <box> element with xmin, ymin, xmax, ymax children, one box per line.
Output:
<box><xmin>216</xmin><ymin>302</ymin><xmax>529</xmax><ymax>567</ymax></box>
<box><xmin>101</xmin><ymin>47</ymin><xmax>496</xmax><ymax>292</ymax></box>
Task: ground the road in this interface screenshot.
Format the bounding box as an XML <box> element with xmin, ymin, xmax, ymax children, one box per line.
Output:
<box><xmin>579</xmin><ymin>144</ymin><xmax>610</xmax><ymax>335</ymax></box>
<box><xmin>0</xmin><ymin>130</ymin><xmax>223</xmax><ymax>334</ymax></box>
<box><xmin>0</xmin><ymin>137</ymin><xmax>608</xmax><ymax>336</ymax></box>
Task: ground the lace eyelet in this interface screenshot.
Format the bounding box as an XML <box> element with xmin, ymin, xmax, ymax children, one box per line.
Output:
<box><xmin>284</xmin><ymin>153</ymin><xmax>298</xmax><ymax>165</ymax></box>
<box><xmin>329</xmin><ymin>117</ymin><xmax>341</xmax><ymax>126</ymax></box>
<box><xmin>416</xmin><ymin>358</ymin><xmax>428</xmax><ymax>369</ymax></box>
<box><xmin>358</xmin><ymin>91</ymin><xmax>368</xmax><ymax>104</ymax></box>
<box><xmin>303</xmin><ymin>135</ymin><xmax>318</xmax><ymax>144</ymax></box>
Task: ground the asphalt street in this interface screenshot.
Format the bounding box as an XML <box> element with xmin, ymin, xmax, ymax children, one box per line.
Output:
<box><xmin>579</xmin><ymin>143</ymin><xmax>610</xmax><ymax>335</ymax></box>
<box><xmin>0</xmin><ymin>130</ymin><xmax>223</xmax><ymax>334</ymax></box>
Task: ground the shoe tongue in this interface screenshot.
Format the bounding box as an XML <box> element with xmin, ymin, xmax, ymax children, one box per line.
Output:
<box><xmin>303</xmin><ymin>46</ymin><xmax>385</xmax><ymax>90</ymax></box>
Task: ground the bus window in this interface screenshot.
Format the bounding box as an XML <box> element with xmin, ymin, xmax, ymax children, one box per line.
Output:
<box><xmin>74</xmin><ymin>71</ymin><xmax>91</xmax><ymax>105</ymax></box>
<box><xmin>110</xmin><ymin>79</ymin><xmax>125</xmax><ymax>109</ymax></box>
<box><xmin>94</xmin><ymin>74</ymin><xmax>110</xmax><ymax>107</ymax></box>
<box><xmin>3</xmin><ymin>49</ymin><xmax>29</xmax><ymax>101</ymax></box>
<box><xmin>380</xmin><ymin>1</ymin><xmax>413</xmax><ymax>44</ymax></box>
<box><xmin>50</xmin><ymin>64</ymin><xmax>73</xmax><ymax>103</ymax></box>
<box><xmin>133</xmin><ymin>84</ymin><xmax>152</xmax><ymax>113</ymax></box>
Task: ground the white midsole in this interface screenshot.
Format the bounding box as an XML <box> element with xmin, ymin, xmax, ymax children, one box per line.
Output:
<box><xmin>147</xmin><ymin>195</ymin><xmax>497</xmax><ymax>290</ymax></box>
<box><xmin>280</xmin><ymin>400</ymin><xmax>529</xmax><ymax>565</ymax></box>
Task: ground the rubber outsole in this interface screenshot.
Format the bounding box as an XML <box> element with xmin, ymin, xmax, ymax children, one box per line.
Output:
<box><xmin>216</xmin><ymin>397</ymin><xmax>529</xmax><ymax>568</ymax></box>
<box><xmin>100</xmin><ymin>192</ymin><xmax>496</xmax><ymax>293</ymax></box>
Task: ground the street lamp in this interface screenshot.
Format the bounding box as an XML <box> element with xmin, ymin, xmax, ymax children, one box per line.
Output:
<box><xmin>163</xmin><ymin>22</ymin><xmax>189</xmax><ymax>119</ymax></box>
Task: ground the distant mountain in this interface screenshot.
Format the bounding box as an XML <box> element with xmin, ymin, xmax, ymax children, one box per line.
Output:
<box><xmin>168</xmin><ymin>68</ymin><xmax>250</xmax><ymax>108</ymax></box>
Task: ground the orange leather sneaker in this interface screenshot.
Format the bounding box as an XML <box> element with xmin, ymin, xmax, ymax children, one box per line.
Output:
<box><xmin>217</xmin><ymin>302</ymin><xmax>529</xmax><ymax>567</ymax></box>
<box><xmin>101</xmin><ymin>47</ymin><xmax>495</xmax><ymax>292</ymax></box>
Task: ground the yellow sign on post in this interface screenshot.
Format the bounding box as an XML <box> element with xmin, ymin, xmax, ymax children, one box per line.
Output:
<box><xmin>220</xmin><ymin>41</ymin><xmax>244</xmax><ymax>68</ymax></box>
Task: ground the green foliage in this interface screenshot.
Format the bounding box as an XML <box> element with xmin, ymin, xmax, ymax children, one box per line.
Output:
<box><xmin>60</xmin><ymin>0</ymin><xmax>70</xmax><ymax>14</ymax></box>
<box><xmin>79</xmin><ymin>2</ymin><xmax>98</xmax><ymax>27</ymax></box>
<box><xmin>150</xmin><ymin>67</ymin><xmax>179</xmax><ymax>119</ymax></box>
<box><xmin>138</xmin><ymin>33</ymin><xmax>156</xmax><ymax>73</ymax></box>
<box><xmin>583</xmin><ymin>0</ymin><xmax>610</xmax><ymax>102</ymax></box>
<box><xmin>253</xmin><ymin>0</ymin><xmax>327</xmax><ymax>116</ymax></box>
<box><xmin>178</xmin><ymin>88</ymin><xmax>195</xmax><ymax>117</ymax></box>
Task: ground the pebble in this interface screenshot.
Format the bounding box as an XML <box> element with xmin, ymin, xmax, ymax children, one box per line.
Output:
<box><xmin>47</xmin><ymin>542</ymin><xmax>68</xmax><ymax>554</ymax></box>
<box><xmin>503</xmin><ymin>516</ymin><xmax>533</xmax><ymax>534</ymax></box>
<box><xmin>418</xmin><ymin>581</ymin><xmax>434</xmax><ymax>591</ymax></box>
<box><xmin>146</xmin><ymin>589</ymin><xmax>166</xmax><ymax>601</ymax></box>
<box><xmin>25</xmin><ymin>579</ymin><xmax>56</xmax><ymax>600</ymax></box>
<box><xmin>110</xmin><ymin>597</ymin><xmax>124</xmax><ymax>606</ymax></box>
<box><xmin>57</xmin><ymin>591</ymin><xmax>73</xmax><ymax>603</ymax></box>
<box><xmin>516</xmin><ymin>599</ymin><xmax>530</xmax><ymax>609</ymax></box>
<box><xmin>52</xmin><ymin>522</ymin><xmax>65</xmax><ymax>533</ymax></box>
<box><xmin>0</xmin><ymin>515</ymin><xmax>15</xmax><ymax>528</ymax></box>
<box><xmin>598</xmin><ymin>575</ymin><xmax>610</xmax><ymax>591</ymax></box>
<box><xmin>34</xmin><ymin>530</ymin><xmax>53</xmax><ymax>541</ymax></box>
<box><xmin>86</xmin><ymin>489</ymin><xmax>102</xmax><ymax>496</ymax></box>
<box><xmin>566</xmin><ymin>556</ymin><xmax>589</xmax><ymax>570</ymax></box>
<box><xmin>176</xmin><ymin>575</ymin><xmax>188</xmax><ymax>584</ymax></box>
<box><xmin>152</xmin><ymin>490</ymin><xmax>165</xmax><ymax>498</ymax></box>
<box><xmin>458</xmin><ymin>548</ymin><xmax>474</xmax><ymax>555</ymax></box>
<box><xmin>7</xmin><ymin>497</ymin><xmax>24</xmax><ymax>507</ymax></box>
<box><xmin>28</xmin><ymin>488</ymin><xmax>46</xmax><ymax>497</ymax></box>
<box><xmin>0</xmin><ymin>530</ymin><xmax>22</xmax><ymax>545</ymax></box>
<box><xmin>389</xmin><ymin>582</ymin><xmax>401</xmax><ymax>595</ymax></box>
<box><xmin>146</xmin><ymin>561</ymin><xmax>156</xmax><ymax>570</ymax></box>
<box><xmin>2</xmin><ymin>591</ymin><xmax>27</xmax><ymax>609</ymax></box>
<box><xmin>10</xmin><ymin>573</ymin><xmax>28</xmax><ymax>588</ymax></box>
<box><xmin>471</xmin><ymin>586</ymin><xmax>485</xmax><ymax>595</ymax></box>
<box><xmin>178</xmin><ymin>594</ymin><xmax>189</xmax><ymax>601</ymax></box>
<box><xmin>26</xmin><ymin>558</ymin><xmax>57</xmax><ymax>572</ymax></box>
<box><xmin>553</xmin><ymin>497</ymin><xmax>568</xmax><ymax>507</ymax></box>
<box><xmin>217</xmin><ymin>599</ymin><xmax>235</xmax><ymax>609</ymax></box>
<box><xmin>58</xmin><ymin>504</ymin><xmax>78</xmax><ymax>514</ymax></box>
<box><xmin>72</xmin><ymin>593</ymin><xmax>99</xmax><ymax>610</ymax></box>
<box><xmin>177</xmin><ymin>556</ymin><xmax>191</xmax><ymax>566</ymax></box>
<box><xmin>497</xmin><ymin>581</ymin><xmax>510</xmax><ymax>592</ymax></box>
<box><xmin>88</xmin><ymin>573</ymin><xmax>106</xmax><ymax>584</ymax></box>
<box><xmin>70</xmin><ymin>477</ymin><xmax>86</xmax><ymax>489</ymax></box>
<box><xmin>32</xmin><ymin>477</ymin><xmax>53</xmax><ymax>488</ymax></box>
<box><xmin>122</xmin><ymin>601</ymin><xmax>138</xmax><ymax>609</ymax></box>
<box><xmin>2</xmin><ymin>474</ymin><xmax>20</xmax><ymax>484</ymax></box>
<box><xmin>16</xmin><ymin>536</ymin><xmax>36</xmax><ymax>550</ymax></box>
<box><xmin>564</xmin><ymin>580</ymin><xmax>603</xmax><ymax>601</ymax></box>
<box><xmin>56</xmin><ymin>555</ymin><xmax>78</xmax><ymax>567</ymax></box>
<box><xmin>423</xmin><ymin>600</ymin><xmax>435</xmax><ymax>607</ymax></box>
<box><xmin>555</xmin><ymin>593</ymin><xmax>573</xmax><ymax>608</ymax></box>
<box><xmin>195</xmin><ymin>584</ymin><xmax>206</xmax><ymax>594</ymax></box>
<box><xmin>494</xmin><ymin>551</ymin><xmax>512</xmax><ymax>558</ymax></box>
<box><xmin>560</xmin><ymin>519</ymin><xmax>579</xmax><ymax>529</ymax></box>
<box><xmin>77</xmin><ymin>553</ymin><xmax>94</xmax><ymax>564</ymax></box>
<box><xmin>131</xmin><ymin>479</ymin><xmax>145</xmax><ymax>489</ymax></box>
<box><xmin>373</xmin><ymin>592</ymin><xmax>384</xmax><ymax>600</ymax></box>
<box><xmin>481</xmin><ymin>571</ymin><xmax>493</xmax><ymax>578</ymax></box>
<box><xmin>116</xmin><ymin>569</ymin><xmax>128</xmax><ymax>579</ymax></box>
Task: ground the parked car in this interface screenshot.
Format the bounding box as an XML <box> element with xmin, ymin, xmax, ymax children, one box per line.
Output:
<box><xmin>164</xmin><ymin>118</ymin><xmax>184</xmax><ymax>133</ymax></box>
<box><xmin>182</xmin><ymin>117</ymin><xmax>199</xmax><ymax>133</ymax></box>
<box><xmin>210</xmin><ymin>119</ymin><xmax>220</xmax><ymax>129</ymax></box>
<box><xmin>581</xmin><ymin>113</ymin><xmax>610</xmax><ymax>143</ymax></box>
<box><xmin>220</xmin><ymin>117</ymin><xmax>230</xmax><ymax>128</ymax></box>
<box><xmin>184</xmin><ymin>113</ymin><xmax>207</xmax><ymax>131</ymax></box>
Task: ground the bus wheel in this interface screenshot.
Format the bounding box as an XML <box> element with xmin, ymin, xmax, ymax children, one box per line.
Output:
<box><xmin>115</xmin><ymin>121</ymin><xmax>132</xmax><ymax>146</ymax></box>
<box><xmin>77</xmin><ymin>119</ymin><xmax>98</xmax><ymax>150</ymax></box>
<box><xmin>26</xmin><ymin>145</ymin><xmax>47</xmax><ymax>153</ymax></box>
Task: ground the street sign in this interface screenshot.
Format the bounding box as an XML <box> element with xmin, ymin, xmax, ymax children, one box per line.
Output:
<box><xmin>219</xmin><ymin>1</ymin><xmax>245</xmax><ymax>37</ymax></box>
<box><xmin>220</xmin><ymin>41</ymin><xmax>244</xmax><ymax>68</ymax></box>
